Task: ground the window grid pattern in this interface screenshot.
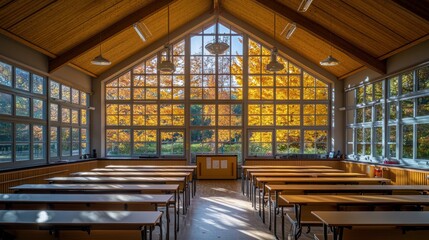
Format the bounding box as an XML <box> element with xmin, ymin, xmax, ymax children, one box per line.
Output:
<box><xmin>346</xmin><ymin>64</ymin><xmax>429</xmax><ymax>162</ymax></box>
<box><xmin>104</xmin><ymin>22</ymin><xmax>330</xmax><ymax>160</ymax></box>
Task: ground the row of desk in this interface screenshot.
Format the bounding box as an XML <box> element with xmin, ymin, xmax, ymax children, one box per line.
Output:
<box><xmin>1</xmin><ymin>164</ymin><xmax>198</xmax><ymax>240</ymax></box>
<box><xmin>241</xmin><ymin>165</ymin><xmax>429</xmax><ymax>240</ymax></box>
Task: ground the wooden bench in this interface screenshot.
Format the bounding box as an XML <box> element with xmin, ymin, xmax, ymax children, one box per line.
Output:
<box><xmin>0</xmin><ymin>210</ymin><xmax>162</xmax><ymax>240</ymax></box>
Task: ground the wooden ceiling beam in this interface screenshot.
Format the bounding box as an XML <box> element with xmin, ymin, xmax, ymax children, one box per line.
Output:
<box><xmin>392</xmin><ymin>0</ymin><xmax>429</xmax><ymax>22</ymax></box>
<box><xmin>254</xmin><ymin>0</ymin><xmax>386</xmax><ymax>74</ymax></box>
<box><xmin>49</xmin><ymin>0</ymin><xmax>174</xmax><ymax>73</ymax></box>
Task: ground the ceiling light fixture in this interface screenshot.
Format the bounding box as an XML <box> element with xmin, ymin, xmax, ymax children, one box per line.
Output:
<box><xmin>320</xmin><ymin>0</ymin><xmax>339</xmax><ymax>66</ymax></box>
<box><xmin>266</xmin><ymin>13</ymin><xmax>284</xmax><ymax>72</ymax></box>
<box><xmin>280</xmin><ymin>22</ymin><xmax>297</xmax><ymax>40</ymax></box>
<box><xmin>91</xmin><ymin>38</ymin><xmax>111</xmax><ymax>66</ymax></box>
<box><xmin>298</xmin><ymin>0</ymin><xmax>313</xmax><ymax>12</ymax></box>
<box><xmin>133</xmin><ymin>21</ymin><xmax>152</xmax><ymax>42</ymax></box>
<box><xmin>320</xmin><ymin>55</ymin><xmax>339</xmax><ymax>66</ymax></box>
<box><xmin>205</xmin><ymin>0</ymin><xmax>229</xmax><ymax>55</ymax></box>
<box><xmin>158</xmin><ymin>5</ymin><xmax>175</xmax><ymax>73</ymax></box>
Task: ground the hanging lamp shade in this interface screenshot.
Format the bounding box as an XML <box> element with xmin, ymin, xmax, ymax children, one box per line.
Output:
<box><xmin>91</xmin><ymin>54</ymin><xmax>111</xmax><ymax>66</ymax></box>
<box><xmin>320</xmin><ymin>55</ymin><xmax>339</xmax><ymax>66</ymax></box>
<box><xmin>266</xmin><ymin>47</ymin><xmax>284</xmax><ymax>72</ymax></box>
<box><xmin>204</xmin><ymin>2</ymin><xmax>229</xmax><ymax>55</ymax></box>
<box><xmin>159</xmin><ymin>5</ymin><xmax>175</xmax><ymax>73</ymax></box>
<box><xmin>205</xmin><ymin>41</ymin><xmax>229</xmax><ymax>55</ymax></box>
<box><xmin>159</xmin><ymin>45</ymin><xmax>175</xmax><ymax>73</ymax></box>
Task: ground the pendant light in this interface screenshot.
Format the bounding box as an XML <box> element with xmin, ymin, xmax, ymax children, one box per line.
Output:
<box><xmin>91</xmin><ymin>36</ymin><xmax>111</xmax><ymax>66</ymax></box>
<box><xmin>320</xmin><ymin>0</ymin><xmax>339</xmax><ymax>66</ymax></box>
<box><xmin>266</xmin><ymin>13</ymin><xmax>284</xmax><ymax>72</ymax></box>
<box><xmin>205</xmin><ymin>1</ymin><xmax>229</xmax><ymax>55</ymax></box>
<box><xmin>158</xmin><ymin>5</ymin><xmax>175</xmax><ymax>73</ymax></box>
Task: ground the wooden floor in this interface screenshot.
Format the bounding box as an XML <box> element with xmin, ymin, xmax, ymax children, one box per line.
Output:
<box><xmin>178</xmin><ymin>180</ymin><xmax>318</xmax><ymax>240</ymax></box>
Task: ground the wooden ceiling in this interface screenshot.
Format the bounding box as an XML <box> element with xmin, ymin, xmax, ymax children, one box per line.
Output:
<box><xmin>0</xmin><ymin>0</ymin><xmax>428</xmax><ymax>79</ymax></box>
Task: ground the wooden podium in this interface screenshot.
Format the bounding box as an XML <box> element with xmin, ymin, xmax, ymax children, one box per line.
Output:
<box><xmin>196</xmin><ymin>155</ymin><xmax>237</xmax><ymax>179</ymax></box>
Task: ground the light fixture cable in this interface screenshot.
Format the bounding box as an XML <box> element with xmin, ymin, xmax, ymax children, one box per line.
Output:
<box><xmin>158</xmin><ymin>5</ymin><xmax>176</xmax><ymax>73</ymax></box>
<box><xmin>266</xmin><ymin>13</ymin><xmax>284</xmax><ymax>72</ymax></box>
<box><xmin>320</xmin><ymin>0</ymin><xmax>339</xmax><ymax>66</ymax></box>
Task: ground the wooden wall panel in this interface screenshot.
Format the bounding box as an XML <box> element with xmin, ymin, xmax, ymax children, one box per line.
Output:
<box><xmin>244</xmin><ymin>159</ymin><xmax>341</xmax><ymax>169</ymax></box>
<box><xmin>0</xmin><ymin>161</ymin><xmax>97</xmax><ymax>193</ymax></box>
<box><xmin>341</xmin><ymin>161</ymin><xmax>429</xmax><ymax>185</ymax></box>
<box><xmin>97</xmin><ymin>159</ymin><xmax>187</xmax><ymax>168</ymax></box>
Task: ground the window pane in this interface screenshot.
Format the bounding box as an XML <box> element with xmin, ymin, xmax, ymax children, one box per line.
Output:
<box><xmin>0</xmin><ymin>92</ymin><xmax>12</xmax><ymax>115</ymax></box>
<box><xmin>72</xmin><ymin>128</ymin><xmax>79</xmax><ymax>156</ymax></box>
<box><xmin>417</xmin><ymin>124</ymin><xmax>429</xmax><ymax>159</ymax></box>
<box><xmin>106</xmin><ymin>129</ymin><xmax>131</xmax><ymax>156</ymax></box>
<box><xmin>33</xmin><ymin>99</ymin><xmax>45</xmax><ymax>119</ymax></box>
<box><xmin>161</xmin><ymin>131</ymin><xmax>184</xmax><ymax>156</ymax></box>
<box><xmin>50</xmin><ymin>103</ymin><xmax>58</xmax><ymax>121</ymax></box>
<box><xmin>61</xmin><ymin>85</ymin><xmax>70</xmax><ymax>102</ymax></box>
<box><xmin>71</xmin><ymin>109</ymin><xmax>79</xmax><ymax>124</ymax></box>
<box><xmin>248</xmin><ymin>131</ymin><xmax>272</xmax><ymax>156</ymax></box>
<box><xmin>61</xmin><ymin>127</ymin><xmax>71</xmax><ymax>157</ymax></box>
<box><xmin>80</xmin><ymin>92</ymin><xmax>87</xmax><ymax>106</ymax></box>
<box><xmin>0</xmin><ymin>121</ymin><xmax>12</xmax><ymax>162</ymax></box>
<box><xmin>32</xmin><ymin>74</ymin><xmax>45</xmax><ymax>94</ymax></box>
<box><xmin>389</xmin><ymin>76</ymin><xmax>398</xmax><ymax>97</ymax></box>
<box><xmin>81</xmin><ymin>109</ymin><xmax>87</xmax><ymax>125</ymax></box>
<box><xmin>33</xmin><ymin>125</ymin><xmax>45</xmax><ymax>160</ymax></box>
<box><xmin>62</xmin><ymin>108</ymin><xmax>71</xmax><ymax>123</ymax></box>
<box><xmin>133</xmin><ymin>130</ymin><xmax>157</xmax><ymax>155</ymax></box>
<box><xmin>81</xmin><ymin>128</ymin><xmax>88</xmax><ymax>155</ymax></box>
<box><xmin>16</xmin><ymin>124</ymin><xmax>30</xmax><ymax>161</ymax></box>
<box><xmin>50</xmin><ymin>127</ymin><xmax>58</xmax><ymax>158</ymax></box>
<box><xmin>417</xmin><ymin>66</ymin><xmax>429</xmax><ymax>91</ymax></box>
<box><xmin>0</xmin><ymin>62</ymin><xmax>12</xmax><ymax>87</ymax></box>
<box><xmin>276</xmin><ymin>129</ymin><xmax>300</xmax><ymax>154</ymax></box>
<box><xmin>401</xmin><ymin>71</ymin><xmax>414</xmax><ymax>94</ymax></box>
<box><xmin>417</xmin><ymin>96</ymin><xmax>429</xmax><ymax>116</ymax></box>
<box><xmin>388</xmin><ymin>126</ymin><xmax>396</xmax><ymax>159</ymax></box>
<box><xmin>15</xmin><ymin>96</ymin><xmax>30</xmax><ymax>117</ymax></box>
<box><xmin>190</xmin><ymin>129</ymin><xmax>215</xmax><ymax>162</ymax></box>
<box><xmin>50</xmin><ymin>81</ymin><xmax>60</xmax><ymax>99</ymax></box>
<box><xmin>71</xmin><ymin>88</ymin><xmax>80</xmax><ymax>104</ymax></box>
<box><xmin>402</xmin><ymin>125</ymin><xmax>413</xmax><ymax>159</ymax></box>
<box><xmin>15</xmin><ymin>68</ymin><xmax>30</xmax><ymax>91</ymax></box>
<box><xmin>218</xmin><ymin>129</ymin><xmax>242</xmax><ymax>162</ymax></box>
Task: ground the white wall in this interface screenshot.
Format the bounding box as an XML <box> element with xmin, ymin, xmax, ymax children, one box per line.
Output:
<box><xmin>345</xmin><ymin>40</ymin><xmax>429</xmax><ymax>87</ymax></box>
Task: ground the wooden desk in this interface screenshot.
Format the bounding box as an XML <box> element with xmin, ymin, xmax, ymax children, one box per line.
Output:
<box><xmin>10</xmin><ymin>184</ymin><xmax>180</xmax><ymax>234</ymax></box>
<box><xmin>0</xmin><ymin>210</ymin><xmax>162</xmax><ymax>240</ymax></box>
<box><xmin>254</xmin><ymin>177</ymin><xmax>390</xmax><ymax>224</ymax></box>
<box><xmin>103</xmin><ymin>165</ymin><xmax>198</xmax><ymax>196</ymax></box>
<box><xmin>281</xmin><ymin>195</ymin><xmax>429</xmax><ymax>240</ymax></box>
<box><xmin>45</xmin><ymin>176</ymin><xmax>189</xmax><ymax>215</ymax></box>
<box><xmin>266</xmin><ymin>184</ymin><xmax>429</xmax><ymax>237</ymax></box>
<box><xmin>244</xmin><ymin>168</ymin><xmax>344</xmax><ymax>198</ymax></box>
<box><xmin>72</xmin><ymin>172</ymin><xmax>193</xmax><ymax>205</ymax></box>
<box><xmin>0</xmin><ymin>193</ymin><xmax>174</xmax><ymax>239</ymax></box>
<box><xmin>249</xmin><ymin>172</ymin><xmax>365</xmax><ymax>207</ymax></box>
<box><xmin>312</xmin><ymin>211</ymin><xmax>429</xmax><ymax>240</ymax></box>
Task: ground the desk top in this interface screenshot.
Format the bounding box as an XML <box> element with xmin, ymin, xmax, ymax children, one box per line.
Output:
<box><xmin>0</xmin><ymin>210</ymin><xmax>162</xmax><ymax>228</ymax></box>
<box><xmin>46</xmin><ymin>177</ymin><xmax>186</xmax><ymax>183</ymax></box>
<box><xmin>266</xmin><ymin>184</ymin><xmax>429</xmax><ymax>191</ymax></box>
<box><xmin>280</xmin><ymin>194</ymin><xmax>429</xmax><ymax>205</ymax></box>
<box><xmin>256</xmin><ymin>177</ymin><xmax>390</xmax><ymax>184</ymax></box>
<box><xmin>71</xmin><ymin>172</ymin><xmax>191</xmax><ymax>177</ymax></box>
<box><xmin>246</xmin><ymin>169</ymin><xmax>344</xmax><ymax>174</ymax></box>
<box><xmin>0</xmin><ymin>193</ymin><xmax>173</xmax><ymax>204</ymax></box>
<box><xmin>312</xmin><ymin>211</ymin><xmax>429</xmax><ymax>227</ymax></box>
<box><xmin>250</xmin><ymin>172</ymin><xmax>366</xmax><ymax>178</ymax></box>
<box><xmin>91</xmin><ymin>168</ymin><xmax>195</xmax><ymax>172</ymax></box>
<box><xmin>11</xmin><ymin>184</ymin><xmax>180</xmax><ymax>192</ymax></box>
<box><xmin>106</xmin><ymin>165</ymin><xmax>197</xmax><ymax>169</ymax></box>
<box><xmin>242</xmin><ymin>166</ymin><xmax>333</xmax><ymax>169</ymax></box>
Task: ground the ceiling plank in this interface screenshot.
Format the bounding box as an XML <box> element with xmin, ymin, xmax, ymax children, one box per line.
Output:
<box><xmin>96</xmin><ymin>11</ymin><xmax>214</xmax><ymax>82</ymax></box>
<box><xmin>254</xmin><ymin>0</ymin><xmax>386</xmax><ymax>74</ymax></box>
<box><xmin>49</xmin><ymin>0</ymin><xmax>174</xmax><ymax>73</ymax></box>
<box><xmin>221</xmin><ymin>9</ymin><xmax>337</xmax><ymax>83</ymax></box>
<box><xmin>392</xmin><ymin>0</ymin><xmax>429</xmax><ymax>22</ymax></box>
